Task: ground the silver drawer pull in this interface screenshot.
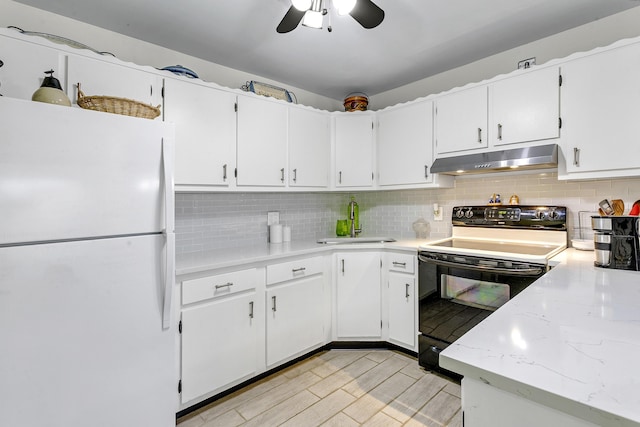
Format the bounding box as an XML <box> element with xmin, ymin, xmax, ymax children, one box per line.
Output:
<box><xmin>292</xmin><ymin>267</ymin><xmax>306</xmax><ymax>273</ymax></box>
<box><xmin>392</xmin><ymin>261</ymin><xmax>406</xmax><ymax>267</ymax></box>
<box><xmin>215</xmin><ymin>282</ymin><xmax>234</xmax><ymax>289</ymax></box>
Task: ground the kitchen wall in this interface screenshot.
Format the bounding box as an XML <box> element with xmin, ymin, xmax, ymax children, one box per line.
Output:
<box><xmin>371</xmin><ymin>6</ymin><xmax>640</xmax><ymax>109</ymax></box>
<box><xmin>0</xmin><ymin>0</ymin><xmax>342</xmax><ymax>111</ymax></box>
<box><xmin>176</xmin><ymin>173</ymin><xmax>640</xmax><ymax>254</ymax></box>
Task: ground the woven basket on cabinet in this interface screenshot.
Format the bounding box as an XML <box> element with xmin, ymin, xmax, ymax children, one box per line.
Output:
<box><xmin>76</xmin><ymin>83</ymin><xmax>161</xmax><ymax>120</ymax></box>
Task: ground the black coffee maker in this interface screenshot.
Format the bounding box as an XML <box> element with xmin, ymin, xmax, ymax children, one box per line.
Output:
<box><xmin>592</xmin><ymin>216</ymin><xmax>640</xmax><ymax>270</ymax></box>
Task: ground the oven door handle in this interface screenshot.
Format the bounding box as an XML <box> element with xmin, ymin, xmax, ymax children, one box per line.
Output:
<box><xmin>418</xmin><ymin>255</ymin><xmax>545</xmax><ymax>277</ymax></box>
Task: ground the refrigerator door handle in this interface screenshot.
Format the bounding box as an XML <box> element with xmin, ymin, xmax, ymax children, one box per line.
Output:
<box><xmin>161</xmin><ymin>136</ymin><xmax>175</xmax><ymax>330</ymax></box>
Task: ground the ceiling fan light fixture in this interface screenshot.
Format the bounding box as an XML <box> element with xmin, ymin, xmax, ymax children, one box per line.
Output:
<box><xmin>333</xmin><ymin>0</ymin><xmax>356</xmax><ymax>15</ymax></box>
<box><xmin>302</xmin><ymin>9</ymin><xmax>324</xmax><ymax>28</ymax></box>
<box><xmin>292</xmin><ymin>0</ymin><xmax>312</xmax><ymax>11</ymax></box>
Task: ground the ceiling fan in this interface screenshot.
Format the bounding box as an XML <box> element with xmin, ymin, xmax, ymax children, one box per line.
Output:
<box><xmin>277</xmin><ymin>0</ymin><xmax>385</xmax><ymax>33</ymax></box>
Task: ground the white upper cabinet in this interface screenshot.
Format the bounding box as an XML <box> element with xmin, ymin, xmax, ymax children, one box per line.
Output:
<box><xmin>236</xmin><ymin>94</ymin><xmax>288</xmax><ymax>187</ymax></box>
<box><xmin>435</xmin><ymin>85</ymin><xmax>488</xmax><ymax>155</ymax></box>
<box><xmin>334</xmin><ymin>113</ymin><xmax>375</xmax><ymax>188</ymax></box>
<box><xmin>66</xmin><ymin>54</ymin><xmax>162</xmax><ymax>108</ymax></box>
<box><xmin>377</xmin><ymin>101</ymin><xmax>433</xmax><ymax>186</ymax></box>
<box><xmin>289</xmin><ymin>107</ymin><xmax>330</xmax><ymax>188</ymax></box>
<box><xmin>164</xmin><ymin>78</ymin><xmax>236</xmax><ymax>187</ymax></box>
<box><xmin>490</xmin><ymin>66</ymin><xmax>560</xmax><ymax>146</ymax></box>
<box><xmin>560</xmin><ymin>41</ymin><xmax>640</xmax><ymax>177</ymax></box>
<box><xmin>0</xmin><ymin>36</ymin><xmax>65</xmax><ymax>100</ymax></box>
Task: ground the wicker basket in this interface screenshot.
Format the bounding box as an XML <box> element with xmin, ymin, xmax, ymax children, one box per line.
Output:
<box><xmin>76</xmin><ymin>84</ymin><xmax>160</xmax><ymax>120</ymax></box>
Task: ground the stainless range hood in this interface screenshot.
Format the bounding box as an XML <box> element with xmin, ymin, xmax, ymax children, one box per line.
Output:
<box><xmin>430</xmin><ymin>144</ymin><xmax>558</xmax><ymax>175</ymax></box>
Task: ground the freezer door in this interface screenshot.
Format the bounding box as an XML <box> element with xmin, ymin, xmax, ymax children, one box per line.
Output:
<box><xmin>0</xmin><ymin>235</ymin><xmax>175</xmax><ymax>427</ymax></box>
<box><xmin>0</xmin><ymin>97</ymin><xmax>174</xmax><ymax>245</ymax></box>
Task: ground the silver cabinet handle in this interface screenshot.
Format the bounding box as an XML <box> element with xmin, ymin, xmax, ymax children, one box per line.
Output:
<box><xmin>424</xmin><ymin>165</ymin><xmax>428</xmax><ymax>179</ymax></box>
<box><xmin>292</xmin><ymin>168</ymin><xmax>297</xmax><ymax>183</ymax></box>
<box><xmin>223</xmin><ymin>164</ymin><xmax>227</xmax><ymax>181</ymax></box>
<box><xmin>292</xmin><ymin>267</ymin><xmax>306</xmax><ymax>273</ymax></box>
<box><xmin>272</xmin><ymin>295</ymin><xmax>277</xmax><ymax>312</ymax></box>
<box><xmin>477</xmin><ymin>128</ymin><xmax>482</xmax><ymax>143</ymax></box>
<box><xmin>215</xmin><ymin>282</ymin><xmax>233</xmax><ymax>289</ymax></box>
<box><xmin>341</xmin><ymin>259</ymin><xmax>345</xmax><ymax>274</ymax></box>
<box><xmin>392</xmin><ymin>261</ymin><xmax>406</xmax><ymax>267</ymax></box>
<box><xmin>249</xmin><ymin>301</ymin><xmax>254</xmax><ymax>319</ymax></box>
<box><xmin>405</xmin><ymin>283</ymin><xmax>410</xmax><ymax>298</ymax></box>
<box><xmin>497</xmin><ymin>123</ymin><xmax>503</xmax><ymax>140</ymax></box>
<box><xmin>573</xmin><ymin>147</ymin><xmax>580</xmax><ymax>167</ymax></box>
<box><xmin>280</xmin><ymin>168</ymin><xmax>285</xmax><ymax>183</ymax></box>
<box><xmin>338</xmin><ymin>171</ymin><xmax>342</xmax><ymax>184</ymax></box>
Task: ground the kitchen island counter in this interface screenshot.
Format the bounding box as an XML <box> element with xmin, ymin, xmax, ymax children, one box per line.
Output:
<box><xmin>440</xmin><ymin>249</ymin><xmax>640</xmax><ymax>426</ymax></box>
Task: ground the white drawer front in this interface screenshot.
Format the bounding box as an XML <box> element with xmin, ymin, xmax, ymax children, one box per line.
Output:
<box><xmin>182</xmin><ymin>268</ymin><xmax>258</xmax><ymax>304</ymax></box>
<box><xmin>267</xmin><ymin>256</ymin><xmax>324</xmax><ymax>285</ymax></box>
<box><xmin>385</xmin><ymin>253</ymin><xmax>415</xmax><ymax>274</ymax></box>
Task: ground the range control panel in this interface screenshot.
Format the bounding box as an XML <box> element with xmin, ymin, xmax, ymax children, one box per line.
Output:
<box><xmin>452</xmin><ymin>205</ymin><xmax>567</xmax><ymax>229</ymax></box>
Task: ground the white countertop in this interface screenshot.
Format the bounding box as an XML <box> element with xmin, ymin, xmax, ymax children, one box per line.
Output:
<box><xmin>176</xmin><ymin>238</ymin><xmax>429</xmax><ymax>277</ymax></box>
<box><xmin>440</xmin><ymin>249</ymin><xmax>640</xmax><ymax>426</ymax></box>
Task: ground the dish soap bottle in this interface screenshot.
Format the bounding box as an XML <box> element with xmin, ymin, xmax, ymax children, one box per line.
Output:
<box><xmin>348</xmin><ymin>196</ymin><xmax>360</xmax><ymax>237</ymax></box>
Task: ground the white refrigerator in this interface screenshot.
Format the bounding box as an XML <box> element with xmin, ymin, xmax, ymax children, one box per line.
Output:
<box><xmin>0</xmin><ymin>97</ymin><xmax>177</xmax><ymax>426</ymax></box>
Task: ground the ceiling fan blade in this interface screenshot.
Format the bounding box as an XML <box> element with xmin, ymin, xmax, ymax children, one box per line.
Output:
<box><xmin>277</xmin><ymin>6</ymin><xmax>306</xmax><ymax>33</ymax></box>
<box><xmin>349</xmin><ymin>0</ymin><xmax>385</xmax><ymax>29</ymax></box>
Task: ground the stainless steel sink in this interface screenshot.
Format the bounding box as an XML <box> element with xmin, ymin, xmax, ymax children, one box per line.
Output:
<box><xmin>317</xmin><ymin>237</ymin><xmax>396</xmax><ymax>244</ymax></box>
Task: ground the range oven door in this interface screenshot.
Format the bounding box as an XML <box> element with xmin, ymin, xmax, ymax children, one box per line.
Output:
<box><xmin>417</xmin><ymin>251</ymin><xmax>546</xmax><ymax>374</ymax></box>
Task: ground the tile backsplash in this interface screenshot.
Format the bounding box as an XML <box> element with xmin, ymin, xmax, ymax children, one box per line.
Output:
<box><xmin>176</xmin><ymin>172</ymin><xmax>640</xmax><ymax>254</ymax></box>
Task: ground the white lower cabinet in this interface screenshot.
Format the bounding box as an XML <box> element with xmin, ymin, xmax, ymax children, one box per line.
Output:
<box><xmin>265</xmin><ymin>256</ymin><xmax>327</xmax><ymax>366</ymax></box>
<box><xmin>387</xmin><ymin>273</ymin><xmax>416</xmax><ymax>349</ymax></box>
<box><xmin>335</xmin><ymin>251</ymin><xmax>382</xmax><ymax>338</ymax></box>
<box><xmin>462</xmin><ymin>378</ymin><xmax>599</xmax><ymax>427</ymax></box>
<box><xmin>180</xmin><ymin>269</ymin><xmax>262</xmax><ymax>404</ymax></box>
<box><xmin>383</xmin><ymin>252</ymin><xmax>417</xmax><ymax>351</ymax></box>
<box><xmin>266</xmin><ymin>275</ymin><xmax>325</xmax><ymax>366</ymax></box>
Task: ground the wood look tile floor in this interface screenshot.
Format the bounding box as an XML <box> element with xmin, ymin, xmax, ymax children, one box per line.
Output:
<box><xmin>177</xmin><ymin>350</ymin><xmax>462</xmax><ymax>427</ymax></box>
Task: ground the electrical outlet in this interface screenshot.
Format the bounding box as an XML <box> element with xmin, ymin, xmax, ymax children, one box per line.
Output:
<box><xmin>434</xmin><ymin>209</ymin><xmax>443</xmax><ymax>221</ymax></box>
<box><xmin>518</xmin><ymin>57</ymin><xmax>536</xmax><ymax>69</ymax></box>
<box><xmin>267</xmin><ymin>211</ymin><xmax>280</xmax><ymax>226</ymax></box>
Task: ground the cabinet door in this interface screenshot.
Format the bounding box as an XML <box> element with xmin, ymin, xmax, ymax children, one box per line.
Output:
<box><xmin>181</xmin><ymin>293</ymin><xmax>259</xmax><ymax>403</ymax></box>
<box><xmin>334</xmin><ymin>114</ymin><xmax>374</xmax><ymax>187</ymax></box>
<box><xmin>435</xmin><ymin>86</ymin><xmax>488</xmax><ymax>154</ymax></box>
<box><xmin>377</xmin><ymin>101</ymin><xmax>433</xmax><ymax>186</ymax></box>
<box><xmin>561</xmin><ymin>42</ymin><xmax>640</xmax><ymax>174</ymax></box>
<box><xmin>289</xmin><ymin>107</ymin><xmax>330</xmax><ymax>187</ymax></box>
<box><xmin>266</xmin><ymin>275</ymin><xmax>325</xmax><ymax>366</ymax></box>
<box><xmin>236</xmin><ymin>95</ymin><xmax>288</xmax><ymax>186</ymax></box>
<box><xmin>67</xmin><ymin>55</ymin><xmax>162</xmax><ymax>107</ymax></box>
<box><xmin>491</xmin><ymin>66</ymin><xmax>560</xmax><ymax>146</ymax></box>
<box><xmin>388</xmin><ymin>272</ymin><xmax>416</xmax><ymax>349</ymax></box>
<box><xmin>336</xmin><ymin>252</ymin><xmax>381</xmax><ymax>338</ymax></box>
<box><xmin>0</xmin><ymin>36</ymin><xmax>65</xmax><ymax>100</ymax></box>
<box><xmin>164</xmin><ymin>78</ymin><xmax>236</xmax><ymax>186</ymax></box>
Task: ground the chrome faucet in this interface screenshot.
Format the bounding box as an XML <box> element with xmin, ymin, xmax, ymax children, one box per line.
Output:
<box><xmin>349</xmin><ymin>198</ymin><xmax>362</xmax><ymax>238</ymax></box>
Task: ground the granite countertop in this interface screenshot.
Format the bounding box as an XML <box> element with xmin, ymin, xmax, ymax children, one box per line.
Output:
<box><xmin>440</xmin><ymin>249</ymin><xmax>640</xmax><ymax>426</ymax></box>
<box><xmin>176</xmin><ymin>238</ymin><xmax>431</xmax><ymax>276</ymax></box>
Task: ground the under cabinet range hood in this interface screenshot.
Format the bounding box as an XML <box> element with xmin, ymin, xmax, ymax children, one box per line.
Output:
<box><xmin>430</xmin><ymin>144</ymin><xmax>558</xmax><ymax>175</ymax></box>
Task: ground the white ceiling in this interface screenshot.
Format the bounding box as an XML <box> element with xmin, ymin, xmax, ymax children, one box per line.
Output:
<box><xmin>13</xmin><ymin>0</ymin><xmax>640</xmax><ymax>99</ymax></box>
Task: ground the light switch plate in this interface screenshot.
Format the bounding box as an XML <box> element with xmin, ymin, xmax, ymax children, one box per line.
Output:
<box><xmin>267</xmin><ymin>211</ymin><xmax>280</xmax><ymax>226</ymax></box>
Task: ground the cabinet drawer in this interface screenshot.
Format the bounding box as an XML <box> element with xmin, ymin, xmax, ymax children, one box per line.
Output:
<box><xmin>385</xmin><ymin>253</ymin><xmax>415</xmax><ymax>274</ymax></box>
<box><xmin>182</xmin><ymin>268</ymin><xmax>258</xmax><ymax>305</ymax></box>
<box><xmin>267</xmin><ymin>256</ymin><xmax>324</xmax><ymax>285</ymax></box>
